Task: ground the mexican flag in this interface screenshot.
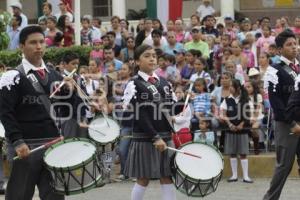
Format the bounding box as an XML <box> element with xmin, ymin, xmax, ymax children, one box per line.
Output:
<box><xmin>147</xmin><ymin>0</ymin><xmax>183</xmax><ymax>26</ymax></box>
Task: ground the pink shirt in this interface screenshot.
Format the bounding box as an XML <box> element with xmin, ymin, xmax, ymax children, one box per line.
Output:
<box><xmin>256</xmin><ymin>36</ymin><xmax>275</xmax><ymax>53</ymax></box>
<box><xmin>155</xmin><ymin>68</ymin><xmax>168</xmax><ymax>79</ymax></box>
<box><xmin>292</xmin><ymin>27</ymin><xmax>300</xmax><ymax>35</ymax></box>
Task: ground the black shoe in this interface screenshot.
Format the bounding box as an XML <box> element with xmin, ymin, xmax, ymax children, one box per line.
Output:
<box><xmin>243</xmin><ymin>179</ymin><xmax>253</xmax><ymax>183</ymax></box>
<box><xmin>0</xmin><ymin>188</ymin><xmax>5</xmax><ymax>195</ymax></box>
<box><xmin>227</xmin><ymin>178</ymin><xmax>238</xmax><ymax>182</ymax></box>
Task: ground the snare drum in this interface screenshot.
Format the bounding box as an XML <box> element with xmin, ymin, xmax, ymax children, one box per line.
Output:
<box><xmin>88</xmin><ymin>117</ymin><xmax>120</xmax><ymax>147</ymax></box>
<box><xmin>44</xmin><ymin>138</ymin><xmax>103</xmax><ymax>195</ymax></box>
<box><xmin>88</xmin><ymin>117</ymin><xmax>120</xmax><ymax>183</ymax></box>
<box><xmin>171</xmin><ymin>142</ymin><xmax>223</xmax><ymax>197</ymax></box>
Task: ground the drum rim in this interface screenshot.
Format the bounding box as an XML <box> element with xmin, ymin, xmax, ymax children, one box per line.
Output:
<box><xmin>51</xmin><ymin>157</ymin><xmax>103</xmax><ymax>196</ymax></box>
<box><xmin>44</xmin><ymin>137</ymin><xmax>97</xmax><ymax>171</ymax></box>
<box><xmin>88</xmin><ymin>116</ymin><xmax>120</xmax><ymax>144</ymax></box>
<box><xmin>174</xmin><ymin>141</ymin><xmax>224</xmax><ymax>182</ymax></box>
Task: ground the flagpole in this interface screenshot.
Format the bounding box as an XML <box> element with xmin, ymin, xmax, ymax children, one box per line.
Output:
<box><xmin>74</xmin><ymin>0</ymin><xmax>81</xmax><ymax>45</ymax></box>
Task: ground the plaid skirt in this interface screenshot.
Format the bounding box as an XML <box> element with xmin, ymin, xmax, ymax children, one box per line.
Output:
<box><xmin>124</xmin><ymin>140</ymin><xmax>174</xmax><ymax>179</ymax></box>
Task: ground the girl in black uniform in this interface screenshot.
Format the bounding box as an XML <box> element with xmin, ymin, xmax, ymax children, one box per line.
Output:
<box><xmin>122</xmin><ymin>44</ymin><xmax>176</xmax><ymax>200</ymax></box>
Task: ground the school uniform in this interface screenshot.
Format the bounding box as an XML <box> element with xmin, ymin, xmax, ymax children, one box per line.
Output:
<box><xmin>122</xmin><ymin>71</ymin><xmax>176</xmax><ymax>179</ymax></box>
<box><xmin>0</xmin><ymin>58</ymin><xmax>65</xmax><ymax>199</ymax></box>
<box><xmin>220</xmin><ymin>95</ymin><xmax>251</xmax><ymax>155</ymax></box>
<box><xmin>263</xmin><ymin>56</ymin><xmax>300</xmax><ymax>200</ymax></box>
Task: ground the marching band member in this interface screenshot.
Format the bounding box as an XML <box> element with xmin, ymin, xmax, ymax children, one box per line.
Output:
<box><xmin>60</xmin><ymin>51</ymin><xmax>87</xmax><ymax>138</ymax></box>
<box><xmin>0</xmin><ymin>26</ymin><xmax>68</xmax><ymax>200</ymax></box>
<box><xmin>122</xmin><ymin>44</ymin><xmax>177</xmax><ymax>200</ymax></box>
<box><xmin>263</xmin><ymin>29</ymin><xmax>300</xmax><ymax>200</ymax></box>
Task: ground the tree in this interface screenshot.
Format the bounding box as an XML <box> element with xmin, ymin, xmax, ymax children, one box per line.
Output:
<box><xmin>0</xmin><ymin>11</ymin><xmax>11</xmax><ymax>51</ymax></box>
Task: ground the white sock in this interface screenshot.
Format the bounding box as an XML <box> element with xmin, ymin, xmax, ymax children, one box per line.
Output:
<box><xmin>241</xmin><ymin>159</ymin><xmax>251</xmax><ymax>180</ymax></box>
<box><xmin>230</xmin><ymin>158</ymin><xmax>238</xmax><ymax>179</ymax></box>
<box><xmin>161</xmin><ymin>184</ymin><xmax>176</xmax><ymax>200</ymax></box>
<box><xmin>131</xmin><ymin>183</ymin><xmax>147</xmax><ymax>200</ymax></box>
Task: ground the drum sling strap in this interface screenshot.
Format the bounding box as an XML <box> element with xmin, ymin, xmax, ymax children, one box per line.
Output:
<box><xmin>16</xmin><ymin>65</ymin><xmax>59</xmax><ymax>131</ymax></box>
<box><xmin>138</xmin><ymin>78</ymin><xmax>176</xmax><ymax>133</ymax></box>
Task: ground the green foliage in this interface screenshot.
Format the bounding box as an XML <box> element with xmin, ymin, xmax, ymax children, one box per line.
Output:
<box><xmin>0</xmin><ymin>46</ymin><xmax>93</xmax><ymax>68</ymax></box>
<box><xmin>0</xmin><ymin>11</ymin><xmax>12</xmax><ymax>50</ymax></box>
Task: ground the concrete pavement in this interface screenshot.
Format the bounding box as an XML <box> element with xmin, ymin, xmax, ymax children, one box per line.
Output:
<box><xmin>16</xmin><ymin>178</ymin><xmax>298</xmax><ymax>200</ymax></box>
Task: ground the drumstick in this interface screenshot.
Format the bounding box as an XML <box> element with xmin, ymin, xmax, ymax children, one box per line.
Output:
<box><xmin>88</xmin><ymin>126</ymin><xmax>106</xmax><ymax>136</ymax></box>
<box><xmin>13</xmin><ymin>136</ymin><xmax>63</xmax><ymax>160</ymax></box>
<box><xmin>50</xmin><ymin>69</ymin><xmax>77</xmax><ymax>98</ymax></box>
<box><xmin>166</xmin><ymin>147</ymin><xmax>202</xmax><ymax>159</ymax></box>
<box><xmin>182</xmin><ymin>82</ymin><xmax>194</xmax><ymax>112</ymax></box>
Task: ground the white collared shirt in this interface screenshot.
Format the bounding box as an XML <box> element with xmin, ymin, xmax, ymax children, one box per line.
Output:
<box><xmin>22</xmin><ymin>58</ymin><xmax>49</xmax><ymax>75</ymax></box>
<box><xmin>280</xmin><ymin>56</ymin><xmax>299</xmax><ymax>66</ymax></box>
<box><xmin>137</xmin><ymin>70</ymin><xmax>159</xmax><ymax>82</ymax></box>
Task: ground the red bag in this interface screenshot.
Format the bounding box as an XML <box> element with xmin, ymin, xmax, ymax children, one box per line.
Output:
<box><xmin>172</xmin><ymin>128</ymin><xmax>193</xmax><ymax>148</ymax></box>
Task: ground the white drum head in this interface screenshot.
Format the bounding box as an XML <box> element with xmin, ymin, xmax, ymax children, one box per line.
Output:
<box><xmin>0</xmin><ymin>122</ymin><xmax>5</xmax><ymax>138</ymax></box>
<box><xmin>175</xmin><ymin>143</ymin><xmax>223</xmax><ymax>180</ymax></box>
<box><xmin>44</xmin><ymin>140</ymin><xmax>96</xmax><ymax>168</ymax></box>
<box><xmin>88</xmin><ymin>117</ymin><xmax>120</xmax><ymax>144</ymax></box>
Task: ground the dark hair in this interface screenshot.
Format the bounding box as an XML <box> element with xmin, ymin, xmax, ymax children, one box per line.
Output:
<box><xmin>152</xmin><ymin>18</ymin><xmax>164</xmax><ymax>31</ymax></box>
<box><xmin>216</xmin><ymin>23</ymin><xmax>224</xmax><ymax>29</ymax></box>
<box><xmin>164</xmin><ymin>54</ymin><xmax>176</xmax><ymax>65</ymax></box>
<box><xmin>187</xmin><ymin>49</ymin><xmax>202</xmax><ymax>58</ymax></box>
<box><xmin>199</xmin><ymin>117</ymin><xmax>212</xmax><ymax>129</ymax></box>
<box><xmin>43</xmin><ymin>2</ymin><xmax>52</xmax><ymax>11</ymax></box>
<box><xmin>62</xmin><ymin>51</ymin><xmax>79</xmax><ymax>64</ymax></box>
<box><xmin>190</xmin><ymin>14</ymin><xmax>200</xmax><ymax>23</ymax></box>
<box><xmin>47</xmin><ymin>16</ymin><xmax>57</xmax><ymax>24</ymax></box>
<box><xmin>57</xmin><ymin>15</ymin><xmax>68</xmax><ymax>31</ymax></box>
<box><xmin>195</xmin><ymin>56</ymin><xmax>208</xmax><ymax>69</ymax></box>
<box><xmin>246</xmin><ymin>79</ymin><xmax>260</xmax><ymax>109</ymax></box>
<box><xmin>19</xmin><ymin>25</ymin><xmax>45</xmax><ymax>44</ymax></box>
<box><xmin>262</xmin><ymin>25</ymin><xmax>271</xmax><ymax>32</ymax></box>
<box><xmin>93</xmin><ymin>17</ymin><xmax>101</xmax><ymax>24</ymax></box>
<box><xmin>103</xmin><ymin>45</ymin><xmax>113</xmax><ymax>51</ymax></box>
<box><xmin>151</xmin><ymin>29</ymin><xmax>162</xmax><ymax>38</ymax></box>
<box><xmin>275</xmin><ymin>29</ymin><xmax>296</xmax><ymax>48</ymax></box>
<box><xmin>106</xmin><ymin>31</ymin><xmax>116</xmax><ymax>38</ymax></box>
<box><xmin>13</xmin><ymin>14</ymin><xmax>22</xmax><ymax>26</ymax></box>
<box><xmin>81</xmin><ymin>17</ymin><xmax>90</xmax><ymax>24</ymax></box>
<box><xmin>269</xmin><ymin>43</ymin><xmax>277</xmax><ymax>49</ymax></box>
<box><xmin>260</xmin><ymin>17</ymin><xmax>270</xmax><ymax>24</ymax></box>
<box><xmin>231</xmin><ymin>79</ymin><xmax>249</xmax><ymax>105</ymax></box>
<box><xmin>134</xmin><ymin>44</ymin><xmax>153</xmax><ymax>60</ymax></box>
<box><xmin>242</xmin><ymin>39</ymin><xmax>251</xmax><ymax>46</ymax></box>
<box><xmin>194</xmin><ymin>78</ymin><xmax>208</xmax><ymax>92</ymax></box>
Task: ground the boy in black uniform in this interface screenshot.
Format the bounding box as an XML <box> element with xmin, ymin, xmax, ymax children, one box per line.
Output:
<box><xmin>263</xmin><ymin>29</ymin><xmax>300</xmax><ymax>200</ymax></box>
<box><xmin>0</xmin><ymin>26</ymin><xmax>72</xmax><ymax>199</ymax></box>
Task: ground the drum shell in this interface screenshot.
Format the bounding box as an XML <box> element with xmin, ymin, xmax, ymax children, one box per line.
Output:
<box><xmin>171</xmin><ymin>142</ymin><xmax>224</xmax><ymax>197</ymax></box>
<box><xmin>44</xmin><ymin>138</ymin><xmax>103</xmax><ymax>195</ymax></box>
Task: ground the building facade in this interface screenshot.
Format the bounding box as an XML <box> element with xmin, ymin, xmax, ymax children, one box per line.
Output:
<box><xmin>1</xmin><ymin>0</ymin><xmax>299</xmax><ymax>24</ymax></box>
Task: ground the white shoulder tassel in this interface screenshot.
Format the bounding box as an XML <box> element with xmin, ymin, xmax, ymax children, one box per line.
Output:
<box><xmin>263</xmin><ymin>67</ymin><xmax>279</xmax><ymax>92</ymax></box>
<box><xmin>0</xmin><ymin>70</ymin><xmax>20</xmax><ymax>91</ymax></box>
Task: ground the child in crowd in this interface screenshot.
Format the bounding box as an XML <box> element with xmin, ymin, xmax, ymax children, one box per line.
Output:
<box><xmin>165</xmin><ymin>54</ymin><xmax>180</xmax><ymax>85</ymax></box>
<box><xmin>242</xmin><ymin>39</ymin><xmax>255</xmax><ymax>69</ymax></box>
<box><xmin>224</xmin><ymin>60</ymin><xmax>245</xmax><ymax>85</ymax></box>
<box><xmin>90</xmin><ymin>39</ymin><xmax>104</xmax><ymax>67</ymax></box>
<box><xmin>106</xmin><ymin>62</ymin><xmax>118</xmax><ymax>81</ymax></box>
<box><xmin>245</xmin><ymin>80</ymin><xmax>264</xmax><ymax>154</ymax></box>
<box><xmin>220</xmin><ymin>79</ymin><xmax>253</xmax><ymax>183</ymax></box>
<box><xmin>214</xmin><ymin>34</ymin><xmax>232</xmax><ymax>74</ymax></box>
<box><xmin>181</xmin><ymin>49</ymin><xmax>201</xmax><ymax>86</ymax></box>
<box><xmin>155</xmin><ymin>54</ymin><xmax>168</xmax><ymax>79</ymax></box>
<box><xmin>256</xmin><ymin>25</ymin><xmax>275</xmax><ymax>58</ymax></box>
<box><xmin>194</xmin><ymin>117</ymin><xmax>215</xmax><ymax>145</ymax></box>
<box><xmin>190</xmin><ymin>57</ymin><xmax>212</xmax><ymax>88</ymax></box>
<box><xmin>191</xmin><ymin>78</ymin><xmax>211</xmax><ymax>131</ymax></box>
<box><xmin>81</xmin><ymin>17</ymin><xmax>92</xmax><ymax>46</ymax></box>
<box><xmin>268</xmin><ymin>44</ymin><xmax>280</xmax><ymax>64</ymax></box>
<box><xmin>45</xmin><ymin>16</ymin><xmax>61</xmax><ymax>47</ymax></box>
<box><xmin>172</xmin><ymin>85</ymin><xmax>193</xmax><ymax>148</ymax></box>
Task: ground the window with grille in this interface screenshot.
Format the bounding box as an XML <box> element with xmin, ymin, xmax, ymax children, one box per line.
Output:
<box><xmin>93</xmin><ymin>0</ymin><xmax>112</xmax><ymax>17</ymax></box>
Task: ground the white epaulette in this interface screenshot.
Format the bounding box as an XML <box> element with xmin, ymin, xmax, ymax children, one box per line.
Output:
<box><xmin>263</xmin><ymin>66</ymin><xmax>279</xmax><ymax>92</ymax></box>
<box><xmin>294</xmin><ymin>74</ymin><xmax>300</xmax><ymax>91</ymax></box>
<box><xmin>122</xmin><ymin>80</ymin><xmax>137</xmax><ymax>109</ymax></box>
<box><xmin>0</xmin><ymin>70</ymin><xmax>20</xmax><ymax>91</ymax></box>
